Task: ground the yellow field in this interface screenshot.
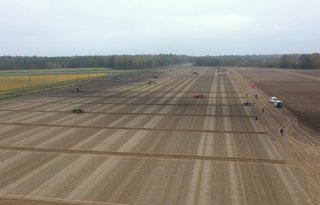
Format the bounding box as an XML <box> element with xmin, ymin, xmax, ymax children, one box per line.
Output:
<box><xmin>0</xmin><ymin>73</ymin><xmax>106</xmax><ymax>92</ymax></box>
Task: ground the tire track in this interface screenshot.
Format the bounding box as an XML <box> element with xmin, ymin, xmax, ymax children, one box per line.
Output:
<box><xmin>0</xmin><ymin>122</ymin><xmax>267</xmax><ymax>134</ymax></box>
<box><xmin>61</xmin><ymin>91</ymin><xmax>239</xmax><ymax>93</ymax></box>
<box><xmin>0</xmin><ymin>146</ymin><xmax>285</xmax><ymax>165</ymax></box>
<box><xmin>47</xmin><ymin>95</ymin><xmax>242</xmax><ymax>99</ymax></box>
<box><xmin>0</xmin><ymin>109</ymin><xmax>255</xmax><ymax>118</ymax></box>
<box><xmin>18</xmin><ymin>101</ymin><xmax>249</xmax><ymax>106</ymax></box>
<box><xmin>0</xmin><ymin>194</ymin><xmax>126</xmax><ymax>205</ymax></box>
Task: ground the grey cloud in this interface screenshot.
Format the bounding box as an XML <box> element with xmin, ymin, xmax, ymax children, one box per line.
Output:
<box><xmin>0</xmin><ymin>0</ymin><xmax>319</xmax><ymax>56</ymax></box>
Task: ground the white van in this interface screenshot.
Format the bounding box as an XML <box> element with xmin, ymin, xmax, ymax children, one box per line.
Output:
<box><xmin>269</xmin><ymin>97</ymin><xmax>278</xmax><ymax>103</ymax></box>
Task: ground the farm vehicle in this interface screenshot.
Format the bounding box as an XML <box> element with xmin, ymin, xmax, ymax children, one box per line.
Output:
<box><xmin>72</xmin><ymin>107</ymin><xmax>84</xmax><ymax>114</ymax></box>
<box><xmin>194</xmin><ymin>94</ymin><xmax>205</xmax><ymax>98</ymax></box>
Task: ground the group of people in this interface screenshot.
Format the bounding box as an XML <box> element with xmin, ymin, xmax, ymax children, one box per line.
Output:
<box><xmin>245</xmin><ymin>93</ymin><xmax>285</xmax><ymax>141</ymax></box>
<box><xmin>245</xmin><ymin>93</ymin><xmax>258</xmax><ymax>99</ymax></box>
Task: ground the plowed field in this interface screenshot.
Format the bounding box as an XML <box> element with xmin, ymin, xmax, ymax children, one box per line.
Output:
<box><xmin>0</xmin><ymin>65</ymin><xmax>319</xmax><ymax>205</ymax></box>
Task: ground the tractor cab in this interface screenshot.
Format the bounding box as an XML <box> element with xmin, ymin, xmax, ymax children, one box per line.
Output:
<box><xmin>274</xmin><ymin>100</ymin><xmax>283</xmax><ymax>108</ymax></box>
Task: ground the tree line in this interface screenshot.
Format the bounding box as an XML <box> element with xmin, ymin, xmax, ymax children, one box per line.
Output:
<box><xmin>0</xmin><ymin>54</ymin><xmax>188</xmax><ymax>70</ymax></box>
<box><xmin>0</xmin><ymin>53</ymin><xmax>319</xmax><ymax>70</ymax></box>
<box><xmin>279</xmin><ymin>53</ymin><xmax>320</xmax><ymax>69</ymax></box>
<box><xmin>193</xmin><ymin>53</ymin><xmax>320</xmax><ymax>69</ymax></box>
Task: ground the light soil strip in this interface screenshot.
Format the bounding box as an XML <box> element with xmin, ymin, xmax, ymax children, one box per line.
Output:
<box><xmin>31</xmin><ymin>128</ymin><xmax>79</xmax><ymax>148</ymax></box>
<box><xmin>29</xmin><ymin>157</ymin><xmax>106</xmax><ymax>197</ymax></box>
<box><xmin>56</xmin><ymin>114</ymin><xmax>93</xmax><ymax>126</ymax></box>
<box><xmin>71</xmin><ymin>129</ymin><xmax>109</xmax><ymax>150</ymax></box>
<box><xmin>219</xmin><ymin>75</ymin><xmax>244</xmax><ymax>205</ymax></box>
<box><xmin>50</xmin><ymin>95</ymin><xmax>242</xmax><ymax>99</ymax></box>
<box><xmin>26</xmin><ymin>91</ymin><xmax>240</xmax><ymax>95</ymax></box>
<box><xmin>0</xmin><ymin>66</ymin><xmax>311</xmax><ymax>204</ymax></box>
<box><xmin>19</xmin><ymin>101</ymin><xmax>249</xmax><ymax>106</ymax></box>
<box><xmin>100</xmin><ymin>104</ymin><xmax>128</xmax><ymax>113</ymax></box>
<box><xmin>150</xmin><ymin>70</ymin><xmax>203</xmax><ymax>115</ymax></box>
<box><xmin>34</xmin><ymin>156</ymin><xmax>121</xmax><ymax>200</ymax></box>
<box><xmin>1</xmin><ymin>112</ymin><xmax>45</xmax><ymax>123</ymax></box>
<box><xmin>229</xmin><ymin>69</ymin><xmax>312</xmax><ymax>204</ymax></box>
<box><xmin>196</xmin><ymin>161</ymin><xmax>213</xmax><ymax>204</ymax></box>
<box><xmin>116</xmin><ymin>131</ymin><xmax>150</xmax><ymax>152</ymax></box>
<box><xmin>0</xmin><ymin>194</ymin><xmax>127</xmax><ymax>205</ymax></box>
<box><xmin>227</xmin><ymin>72</ymin><xmax>283</xmax><ymax>160</ymax></box>
<box><xmin>0</xmin><ymin>125</ymin><xmax>19</xmax><ymax>136</ymax></box>
<box><xmin>47</xmin><ymin>113</ymin><xmax>86</xmax><ymax>125</ymax></box>
<box><xmin>104</xmin><ymin>86</ymin><xmax>174</xmax><ymax>126</ymax></box>
<box><xmin>0</xmin><ymin>155</ymin><xmax>80</xmax><ymax>195</ymax></box>
<box><xmin>1</xmin><ymin>127</ymin><xmax>58</xmax><ymax>147</ymax></box>
<box><xmin>89</xmin><ymin>130</ymin><xmax>130</xmax><ymax>151</ymax></box>
<box><xmin>0</xmin><ymin>122</ymin><xmax>267</xmax><ymax>134</ymax></box>
<box><xmin>202</xmin><ymin>70</ymin><xmax>218</xmax><ymax>157</ymax></box>
<box><xmin>78</xmin><ymin>115</ymin><xmax>108</xmax><ymax>127</ymax></box>
<box><xmin>134</xmin><ymin>70</ymin><xmax>212</xmax><ymax>129</ymax></box>
<box><xmin>63</xmin><ymin>158</ymin><xmax>130</xmax><ymax>201</ymax></box>
<box><xmin>276</xmin><ymin>69</ymin><xmax>320</xmax><ymax>82</ymax></box>
<box><xmin>193</xmin><ymin>69</ymin><xmax>217</xmax><ymax>205</ymax></box>
<box><xmin>185</xmin><ymin>161</ymin><xmax>202</xmax><ymax>205</ymax></box>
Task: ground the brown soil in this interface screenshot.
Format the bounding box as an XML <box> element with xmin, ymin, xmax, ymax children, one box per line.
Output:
<box><xmin>0</xmin><ymin>65</ymin><xmax>318</xmax><ymax>204</ymax></box>
<box><xmin>238</xmin><ymin>68</ymin><xmax>320</xmax><ymax>132</ymax></box>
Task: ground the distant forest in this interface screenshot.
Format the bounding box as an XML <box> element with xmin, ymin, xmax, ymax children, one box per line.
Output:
<box><xmin>0</xmin><ymin>54</ymin><xmax>188</xmax><ymax>70</ymax></box>
<box><xmin>193</xmin><ymin>53</ymin><xmax>320</xmax><ymax>69</ymax></box>
<box><xmin>0</xmin><ymin>53</ymin><xmax>319</xmax><ymax>70</ymax></box>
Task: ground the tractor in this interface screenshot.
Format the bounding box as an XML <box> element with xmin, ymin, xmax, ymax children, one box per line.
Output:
<box><xmin>243</xmin><ymin>101</ymin><xmax>253</xmax><ymax>106</ymax></box>
<box><xmin>113</xmin><ymin>76</ymin><xmax>121</xmax><ymax>83</ymax></box>
<box><xmin>153</xmin><ymin>72</ymin><xmax>159</xmax><ymax>78</ymax></box>
<box><xmin>148</xmin><ymin>80</ymin><xmax>157</xmax><ymax>85</ymax></box>
<box><xmin>74</xmin><ymin>87</ymin><xmax>81</xmax><ymax>93</ymax></box>
<box><xmin>72</xmin><ymin>107</ymin><xmax>84</xmax><ymax>114</ymax></box>
<box><xmin>194</xmin><ymin>94</ymin><xmax>205</xmax><ymax>98</ymax></box>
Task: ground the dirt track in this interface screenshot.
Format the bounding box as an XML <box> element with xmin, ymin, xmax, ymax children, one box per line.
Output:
<box><xmin>0</xmin><ymin>65</ymin><xmax>318</xmax><ymax>204</ymax></box>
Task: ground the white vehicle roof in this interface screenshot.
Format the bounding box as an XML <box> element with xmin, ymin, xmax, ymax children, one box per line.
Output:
<box><xmin>270</xmin><ymin>97</ymin><xmax>277</xmax><ymax>99</ymax></box>
<box><xmin>275</xmin><ymin>100</ymin><xmax>283</xmax><ymax>103</ymax></box>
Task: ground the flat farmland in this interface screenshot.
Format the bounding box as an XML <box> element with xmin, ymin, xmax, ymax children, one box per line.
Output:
<box><xmin>0</xmin><ymin>65</ymin><xmax>318</xmax><ymax>205</ymax></box>
<box><xmin>0</xmin><ymin>68</ymin><xmax>134</xmax><ymax>93</ymax></box>
<box><xmin>290</xmin><ymin>69</ymin><xmax>320</xmax><ymax>78</ymax></box>
<box><xmin>238</xmin><ymin>68</ymin><xmax>320</xmax><ymax>132</ymax></box>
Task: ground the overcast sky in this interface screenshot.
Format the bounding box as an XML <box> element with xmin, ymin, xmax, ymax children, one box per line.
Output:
<box><xmin>0</xmin><ymin>0</ymin><xmax>319</xmax><ymax>56</ymax></box>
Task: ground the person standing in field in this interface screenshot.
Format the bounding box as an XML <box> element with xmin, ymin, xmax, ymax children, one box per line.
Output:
<box><xmin>280</xmin><ymin>128</ymin><xmax>284</xmax><ymax>136</ymax></box>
